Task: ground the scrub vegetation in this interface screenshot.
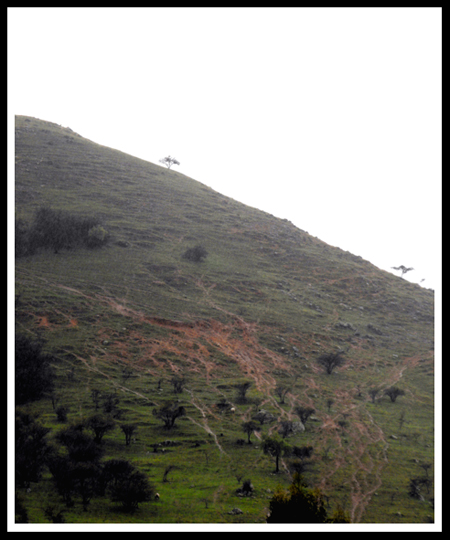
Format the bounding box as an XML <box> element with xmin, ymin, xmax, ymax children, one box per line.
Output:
<box><xmin>14</xmin><ymin>116</ymin><xmax>435</xmax><ymax>524</ymax></box>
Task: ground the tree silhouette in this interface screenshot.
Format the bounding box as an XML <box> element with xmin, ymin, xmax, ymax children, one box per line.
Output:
<box><xmin>171</xmin><ymin>375</ymin><xmax>185</xmax><ymax>393</ymax></box>
<box><xmin>85</xmin><ymin>414</ymin><xmax>115</xmax><ymax>444</ymax></box>
<box><xmin>294</xmin><ymin>406</ymin><xmax>315</xmax><ymax>428</ymax></box>
<box><xmin>242</xmin><ymin>421</ymin><xmax>260</xmax><ymax>444</ymax></box>
<box><xmin>57</xmin><ymin>425</ymin><xmax>104</xmax><ymax>464</ymax></box>
<box><xmin>384</xmin><ymin>386</ymin><xmax>405</xmax><ymax>403</ymax></box>
<box><xmin>15</xmin><ymin>334</ymin><xmax>55</xmax><ymax>405</ymax></box>
<box><xmin>121</xmin><ymin>423</ymin><xmax>137</xmax><ymax>446</ymax></box>
<box><xmin>262</xmin><ymin>435</ymin><xmax>291</xmax><ymax>473</ymax></box>
<box><xmin>152</xmin><ymin>403</ymin><xmax>186</xmax><ymax>429</ymax></box>
<box><xmin>159</xmin><ymin>155</ymin><xmax>180</xmax><ymax>169</ymax></box>
<box><xmin>275</xmin><ymin>385</ymin><xmax>290</xmax><ymax>404</ymax></box>
<box><xmin>392</xmin><ymin>265</ymin><xmax>414</xmax><ymax>278</ymax></box>
<box><xmin>317</xmin><ymin>350</ymin><xmax>346</xmax><ymax>375</ymax></box>
<box><xmin>235</xmin><ymin>381</ymin><xmax>252</xmax><ymax>404</ymax></box>
<box><xmin>102</xmin><ymin>459</ymin><xmax>155</xmax><ymax>511</ymax></box>
<box><xmin>15</xmin><ymin>410</ymin><xmax>51</xmax><ymax>488</ymax></box>
<box><xmin>368</xmin><ymin>387</ymin><xmax>381</xmax><ymax>404</ymax></box>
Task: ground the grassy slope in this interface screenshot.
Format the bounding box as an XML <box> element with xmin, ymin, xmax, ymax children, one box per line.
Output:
<box><xmin>14</xmin><ymin>115</ymin><xmax>435</xmax><ymax>524</ymax></box>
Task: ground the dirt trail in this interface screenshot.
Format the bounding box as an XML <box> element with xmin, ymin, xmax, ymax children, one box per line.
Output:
<box><xmin>312</xmin><ymin>349</ymin><xmax>433</xmax><ymax>522</ymax></box>
<box><xmin>20</xmin><ymin>278</ymin><xmax>434</xmax><ymax>523</ymax></box>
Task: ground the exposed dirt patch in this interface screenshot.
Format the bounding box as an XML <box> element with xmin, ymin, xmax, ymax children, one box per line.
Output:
<box><xmin>22</xmin><ymin>283</ymin><xmax>433</xmax><ymax>523</ymax></box>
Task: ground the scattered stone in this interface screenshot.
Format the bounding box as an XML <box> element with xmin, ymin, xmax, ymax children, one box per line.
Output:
<box><xmin>228</xmin><ymin>507</ymin><xmax>243</xmax><ymax>515</ymax></box>
<box><xmin>335</xmin><ymin>322</ymin><xmax>356</xmax><ymax>331</ymax></box>
<box><xmin>367</xmin><ymin>323</ymin><xmax>383</xmax><ymax>335</ymax></box>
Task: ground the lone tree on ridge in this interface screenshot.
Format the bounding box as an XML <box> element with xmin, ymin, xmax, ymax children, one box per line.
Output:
<box><xmin>159</xmin><ymin>155</ymin><xmax>180</xmax><ymax>169</ymax></box>
<box><xmin>392</xmin><ymin>265</ymin><xmax>414</xmax><ymax>278</ymax></box>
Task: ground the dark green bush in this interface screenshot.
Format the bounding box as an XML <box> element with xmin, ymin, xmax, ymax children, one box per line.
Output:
<box><xmin>15</xmin><ymin>207</ymin><xmax>109</xmax><ymax>256</ymax></box>
<box><xmin>182</xmin><ymin>244</ymin><xmax>208</xmax><ymax>262</ymax></box>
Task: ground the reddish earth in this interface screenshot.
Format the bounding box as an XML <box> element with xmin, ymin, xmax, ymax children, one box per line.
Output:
<box><xmin>26</xmin><ymin>285</ymin><xmax>433</xmax><ymax>523</ymax></box>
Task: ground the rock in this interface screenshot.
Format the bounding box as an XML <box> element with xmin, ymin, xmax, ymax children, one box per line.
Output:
<box><xmin>292</xmin><ymin>421</ymin><xmax>305</xmax><ymax>433</ymax></box>
<box><xmin>367</xmin><ymin>323</ymin><xmax>383</xmax><ymax>335</ymax></box>
<box><xmin>335</xmin><ymin>322</ymin><xmax>356</xmax><ymax>331</ymax></box>
<box><xmin>228</xmin><ymin>507</ymin><xmax>243</xmax><ymax>515</ymax></box>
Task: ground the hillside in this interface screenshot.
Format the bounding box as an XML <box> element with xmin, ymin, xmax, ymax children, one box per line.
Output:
<box><xmin>13</xmin><ymin>115</ymin><xmax>435</xmax><ymax>525</ymax></box>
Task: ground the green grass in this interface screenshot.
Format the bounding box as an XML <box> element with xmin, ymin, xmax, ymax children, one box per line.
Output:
<box><xmin>13</xmin><ymin>115</ymin><xmax>435</xmax><ymax>525</ymax></box>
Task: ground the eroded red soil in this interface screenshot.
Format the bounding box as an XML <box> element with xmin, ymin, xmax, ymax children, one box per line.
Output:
<box><xmin>24</xmin><ymin>285</ymin><xmax>433</xmax><ymax>522</ymax></box>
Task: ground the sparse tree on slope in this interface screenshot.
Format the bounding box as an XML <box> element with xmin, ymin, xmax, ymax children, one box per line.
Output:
<box><xmin>384</xmin><ymin>386</ymin><xmax>405</xmax><ymax>403</ymax></box>
<box><xmin>242</xmin><ymin>421</ymin><xmax>260</xmax><ymax>444</ymax></box>
<box><xmin>159</xmin><ymin>155</ymin><xmax>180</xmax><ymax>169</ymax></box>
<box><xmin>392</xmin><ymin>265</ymin><xmax>414</xmax><ymax>278</ymax></box>
<box><xmin>235</xmin><ymin>381</ymin><xmax>252</xmax><ymax>404</ymax></box>
<box><xmin>85</xmin><ymin>414</ymin><xmax>115</xmax><ymax>444</ymax></box>
<box><xmin>153</xmin><ymin>403</ymin><xmax>186</xmax><ymax>429</ymax></box>
<box><xmin>275</xmin><ymin>385</ymin><xmax>290</xmax><ymax>404</ymax></box>
<box><xmin>121</xmin><ymin>423</ymin><xmax>137</xmax><ymax>446</ymax></box>
<box><xmin>262</xmin><ymin>435</ymin><xmax>291</xmax><ymax>474</ymax></box>
<box><xmin>294</xmin><ymin>406</ymin><xmax>315</xmax><ymax>429</ymax></box>
<box><xmin>317</xmin><ymin>350</ymin><xmax>346</xmax><ymax>375</ymax></box>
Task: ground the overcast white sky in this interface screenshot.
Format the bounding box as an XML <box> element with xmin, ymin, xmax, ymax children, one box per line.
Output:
<box><xmin>8</xmin><ymin>7</ymin><xmax>442</xmax><ymax>290</ymax></box>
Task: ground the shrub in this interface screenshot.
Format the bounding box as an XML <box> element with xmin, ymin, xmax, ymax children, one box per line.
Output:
<box><xmin>182</xmin><ymin>245</ymin><xmax>208</xmax><ymax>262</ymax></box>
<box><xmin>267</xmin><ymin>473</ymin><xmax>328</xmax><ymax>523</ymax></box>
<box><xmin>86</xmin><ymin>225</ymin><xmax>109</xmax><ymax>248</ymax></box>
<box><xmin>16</xmin><ymin>207</ymin><xmax>109</xmax><ymax>256</ymax></box>
<box><xmin>102</xmin><ymin>459</ymin><xmax>155</xmax><ymax>511</ymax></box>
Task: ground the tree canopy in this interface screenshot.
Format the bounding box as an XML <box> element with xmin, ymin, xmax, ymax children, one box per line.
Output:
<box><xmin>15</xmin><ymin>335</ymin><xmax>55</xmax><ymax>405</ymax></box>
<box><xmin>159</xmin><ymin>155</ymin><xmax>180</xmax><ymax>169</ymax></box>
<box><xmin>317</xmin><ymin>350</ymin><xmax>346</xmax><ymax>375</ymax></box>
